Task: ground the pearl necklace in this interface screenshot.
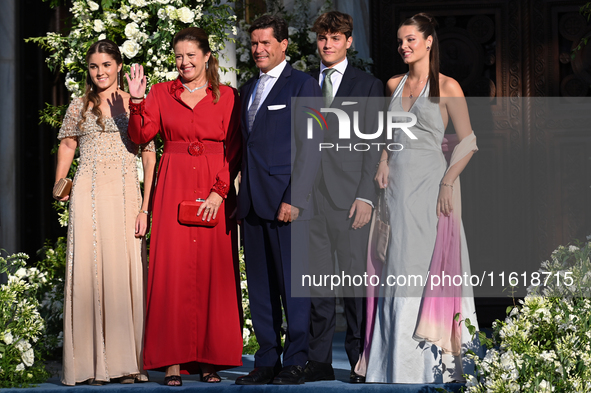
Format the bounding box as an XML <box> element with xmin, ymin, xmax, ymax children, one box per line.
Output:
<box><xmin>182</xmin><ymin>80</ymin><xmax>208</xmax><ymax>93</ymax></box>
<box><xmin>408</xmin><ymin>75</ymin><xmax>428</xmax><ymax>98</ymax></box>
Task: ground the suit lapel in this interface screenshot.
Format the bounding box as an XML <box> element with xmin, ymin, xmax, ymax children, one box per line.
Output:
<box><xmin>251</xmin><ymin>63</ymin><xmax>292</xmax><ymax>132</ymax></box>
<box><xmin>335</xmin><ymin>63</ymin><xmax>356</xmax><ymax>99</ymax></box>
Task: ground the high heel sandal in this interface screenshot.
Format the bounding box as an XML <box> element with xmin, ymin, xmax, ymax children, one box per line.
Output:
<box><xmin>164</xmin><ymin>375</ymin><xmax>182</xmax><ymax>386</ymax></box>
<box><xmin>201</xmin><ymin>372</ymin><xmax>221</xmax><ymax>383</ymax></box>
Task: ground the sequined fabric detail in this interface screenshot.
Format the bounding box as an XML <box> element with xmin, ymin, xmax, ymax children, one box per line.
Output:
<box><xmin>211</xmin><ymin>178</ymin><xmax>229</xmax><ymax>199</ymax></box>
<box><xmin>129</xmin><ymin>100</ymin><xmax>145</xmax><ymax>116</ymax></box>
<box><xmin>58</xmin><ymin>98</ymin><xmax>85</xmax><ymax>139</ymax></box>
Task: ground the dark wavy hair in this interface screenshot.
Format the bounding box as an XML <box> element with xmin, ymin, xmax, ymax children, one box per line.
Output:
<box><xmin>79</xmin><ymin>39</ymin><xmax>124</xmax><ymax>131</ymax></box>
<box><xmin>400</xmin><ymin>13</ymin><xmax>440</xmax><ymax>98</ymax></box>
<box><xmin>248</xmin><ymin>14</ymin><xmax>289</xmax><ymax>43</ymax></box>
<box><xmin>173</xmin><ymin>27</ymin><xmax>221</xmax><ymax>103</ymax></box>
<box><xmin>311</xmin><ymin>11</ymin><xmax>354</xmax><ymax>39</ymax></box>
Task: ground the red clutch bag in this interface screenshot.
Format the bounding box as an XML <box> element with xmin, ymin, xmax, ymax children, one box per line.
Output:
<box><xmin>178</xmin><ymin>199</ymin><xmax>219</xmax><ymax>227</ymax></box>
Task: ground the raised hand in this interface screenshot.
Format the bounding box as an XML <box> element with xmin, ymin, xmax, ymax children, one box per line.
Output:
<box><xmin>125</xmin><ymin>63</ymin><xmax>147</xmax><ymax>100</ymax></box>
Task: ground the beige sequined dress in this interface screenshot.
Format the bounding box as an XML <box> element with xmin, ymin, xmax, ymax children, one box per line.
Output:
<box><xmin>58</xmin><ymin>97</ymin><xmax>155</xmax><ymax>385</ymax></box>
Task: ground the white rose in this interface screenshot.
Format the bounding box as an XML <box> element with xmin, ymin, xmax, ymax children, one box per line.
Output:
<box><xmin>157</xmin><ymin>8</ymin><xmax>167</xmax><ymax>19</ymax></box>
<box><xmin>242</xmin><ymin>328</ymin><xmax>250</xmax><ymax>341</ymax></box>
<box><xmin>21</xmin><ymin>348</ymin><xmax>34</xmax><ymax>367</ymax></box>
<box><xmin>156</xmin><ymin>0</ymin><xmax>170</xmax><ymax>3</ymax></box>
<box><xmin>2</xmin><ymin>332</ymin><xmax>13</xmax><ymax>345</ymax></box>
<box><xmin>129</xmin><ymin>0</ymin><xmax>148</xmax><ymax>6</ymax></box>
<box><xmin>292</xmin><ymin>60</ymin><xmax>306</xmax><ymax>71</ymax></box>
<box><xmin>93</xmin><ymin>20</ymin><xmax>105</xmax><ymax>33</ymax></box>
<box><xmin>87</xmin><ymin>0</ymin><xmax>99</xmax><ymax>11</ymax></box>
<box><xmin>121</xmin><ymin>40</ymin><xmax>141</xmax><ymax>59</ymax></box>
<box><xmin>15</xmin><ymin>268</ymin><xmax>27</xmax><ymax>278</ymax></box>
<box><xmin>16</xmin><ymin>363</ymin><xmax>25</xmax><ymax>372</ymax></box>
<box><xmin>98</xmin><ymin>33</ymin><xmax>106</xmax><ymax>40</ymax></box>
<box><xmin>165</xmin><ymin>71</ymin><xmax>179</xmax><ymax>80</ymax></box>
<box><xmin>288</xmin><ymin>27</ymin><xmax>298</xmax><ymax>37</ymax></box>
<box><xmin>124</xmin><ymin>22</ymin><xmax>140</xmax><ymax>40</ymax></box>
<box><xmin>177</xmin><ymin>7</ymin><xmax>194</xmax><ymax>24</ymax></box>
<box><xmin>539</xmin><ymin>380</ymin><xmax>554</xmax><ymax>392</ymax></box>
<box><xmin>165</xmin><ymin>5</ymin><xmax>177</xmax><ymax>20</ymax></box>
<box><xmin>307</xmin><ymin>31</ymin><xmax>316</xmax><ymax>44</ymax></box>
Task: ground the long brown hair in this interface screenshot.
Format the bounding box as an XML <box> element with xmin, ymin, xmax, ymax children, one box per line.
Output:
<box><xmin>79</xmin><ymin>39</ymin><xmax>124</xmax><ymax>131</ymax></box>
<box><xmin>173</xmin><ymin>27</ymin><xmax>221</xmax><ymax>103</ymax></box>
<box><xmin>400</xmin><ymin>13</ymin><xmax>440</xmax><ymax>98</ymax></box>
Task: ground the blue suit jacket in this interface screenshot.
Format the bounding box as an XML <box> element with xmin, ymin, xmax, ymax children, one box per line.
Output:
<box><xmin>237</xmin><ymin>63</ymin><xmax>323</xmax><ymax>221</ymax></box>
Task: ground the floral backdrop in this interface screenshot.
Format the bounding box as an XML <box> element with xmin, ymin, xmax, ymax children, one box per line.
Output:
<box><xmin>3</xmin><ymin>0</ymin><xmax>376</xmax><ymax>387</ymax></box>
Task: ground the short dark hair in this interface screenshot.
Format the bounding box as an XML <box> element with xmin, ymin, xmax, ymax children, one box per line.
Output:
<box><xmin>311</xmin><ymin>11</ymin><xmax>354</xmax><ymax>39</ymax></box>
<box><xmin>248</xmin><ymin>14</ymin><xmax>289</xmax><ymax>42</ymax></box>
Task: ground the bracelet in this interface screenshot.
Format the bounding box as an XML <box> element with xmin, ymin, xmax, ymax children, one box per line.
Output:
<box><xmin>139</xmin><ymin>210</ymin><xmax>149</xmax><ymax>214</ymax></box>
<box><xmin>440</xmin><ymin>182</ymin><xmax>453</xmax><ymax>189</ymax></box>
<box><xmin>376</xmin><ymin>158</ymin><xmax>388</xmax><ymax>168</ymax></box>
<box><xmin>130</xmin><ymin>95</ymin><xmax>144</xmax><ymax>100</ymax></box>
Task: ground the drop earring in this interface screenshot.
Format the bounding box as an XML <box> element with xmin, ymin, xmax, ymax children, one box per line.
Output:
<box><xmin>427</xmin><ymin>46</ymin><xmax>431</xmax><ymax>51</ymax></box>
<box><xmin>205</xmin><ymin>61</ymin><xmax>209</xmax><ymax>70</ymax></box>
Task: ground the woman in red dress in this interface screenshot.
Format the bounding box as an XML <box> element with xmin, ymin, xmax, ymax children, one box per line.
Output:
<box><xmin>126</xmin><ymin>27</ymin><xmax>242</xmax><ymax>385</ymax></box>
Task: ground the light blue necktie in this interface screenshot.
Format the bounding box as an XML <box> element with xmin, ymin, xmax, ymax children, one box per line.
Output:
<box><xmin>248</xmin><ymin>74</ymin><xmax>270</xmax><ymax>132</ymax></box>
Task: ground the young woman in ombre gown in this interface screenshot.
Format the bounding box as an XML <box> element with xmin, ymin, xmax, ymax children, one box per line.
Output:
<box><xmin>55</xmin><ymin>39</ymin><xmax>156</xmax><ymax>385</ymax></box>
<box><xmin>357</xmin><ymin>13</ymin><xmax>481</xmax><ymax>383</ymax></box>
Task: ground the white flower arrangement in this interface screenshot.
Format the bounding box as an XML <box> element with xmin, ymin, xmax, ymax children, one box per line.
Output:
<box><xmin>0</xmin><ymin>251</ymin><xmax>50</xmax><ymax>387</ymax></box>
<box><xmin>28</xmin><ymin>0</ymin><xmax>236</xmax><ymax>99</ymax></box>
<box><xmin>466</xmin><ymin>238</ymin><xmax>591</xmax><ymax>393</ymax></box>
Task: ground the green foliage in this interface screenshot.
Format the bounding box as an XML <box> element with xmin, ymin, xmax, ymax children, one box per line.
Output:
<box><xmin>39</xmin><ymin>104</ymin><xmax>67</xmax><ymax>129</ymax></box>
<box><xmin>0</xmin><ymin>251</ymin><xmax>51</xmax><ymax>388</ymax></box>
<box><xmin>466</xmin><ymin>237</ymin><xmax>591</xmax><ymax>392</ymax></box>
<box><xmin>28</xmin><ymin>0</ymin><xmax>238</xmax><ymax>127</ymax></box>
<box><xmin>239</xmin><ymin>247</ymin><xmax>258</xmax><ymax>354</ymax></box>
<box><xmin>572</xmin><ymin>3</ymin><xmax>591</xmax><ymax>59</ymax></box>
<box><xmin>34</xmin><ymin>239</ymin><xmax>67</xmax><ymax>360</ymax></box>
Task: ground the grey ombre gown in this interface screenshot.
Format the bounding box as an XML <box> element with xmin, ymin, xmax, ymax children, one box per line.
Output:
<box><xmin>365</xmin><ymin>75</ymin><xmax>480</xmax><ymax>383</ymax></box>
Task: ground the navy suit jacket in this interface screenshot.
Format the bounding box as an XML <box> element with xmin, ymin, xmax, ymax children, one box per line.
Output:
<box><xmin>238</xmin><ymin>62</ymin><xmax>323</xmax><ymax>221</ymax></box>
<box><xmin>309</xmin><ymin>64</ymin><xmax>384</xmax><ymax>209</ymax></box>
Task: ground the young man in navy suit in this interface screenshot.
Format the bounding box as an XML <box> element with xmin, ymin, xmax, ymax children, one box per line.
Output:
<box><xmin>235</xmin><ymin>15</ymin><xmax>322</xmax><ymax>385</ymax></box>
<box><xmin>304</xmin><ymin>11</ymin><xmax>384</xmax><ymax>384</ymax></box>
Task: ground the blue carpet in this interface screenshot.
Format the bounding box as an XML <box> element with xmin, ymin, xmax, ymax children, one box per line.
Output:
<box><xmin>4</xmin><ymin>332</ymin><xmax>464</xmax><ymax>392</ymax></box>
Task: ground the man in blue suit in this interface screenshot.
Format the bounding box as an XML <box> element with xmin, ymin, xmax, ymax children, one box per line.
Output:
<box><xmin>235</xmin><ymin>15</ymin><xmax>322</xmax><ymax>385</ymax></box>
<box><xmin>304</xmin><ymin>11</ymin><xmax>384</xmax><ymax>384</ymax></box>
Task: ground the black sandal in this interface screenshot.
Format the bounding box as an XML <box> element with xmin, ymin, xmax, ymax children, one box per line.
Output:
<box><xmin>200</xmin><ymin>372</ymin><xmax>221</xmax><ymax>383</ymax></box>
<box><xmin>164</xmin><ymin>375</ymin><xmax>182</xmax><ymax>386</ymax></box>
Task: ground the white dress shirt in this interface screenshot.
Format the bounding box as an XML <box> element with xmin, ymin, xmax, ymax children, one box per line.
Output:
<box><xmin>318</xmin><ymin>57</ymin><xmax>348</xmax><ymax>100</ymax></box>
<box><xmin>248</xmin><ymin>59</ymin><xmax>288</xmax><ymax>114</ymax></box>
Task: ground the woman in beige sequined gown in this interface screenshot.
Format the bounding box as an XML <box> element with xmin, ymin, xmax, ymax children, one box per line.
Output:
<box><xmin>54</xmin><ymin>40</ymin><xmax>156</xmax><ymax>385</ymax></box>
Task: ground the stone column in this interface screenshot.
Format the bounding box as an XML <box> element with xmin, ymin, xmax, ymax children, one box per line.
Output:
<box><xmin>0</xmin><ymin>0</ymin><xmax>18</xmax><ymax>260</ymax></box>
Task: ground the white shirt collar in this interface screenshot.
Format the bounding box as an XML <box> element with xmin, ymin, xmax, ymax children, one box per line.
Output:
<box><xmin>319</xmin><ymin>57</ymin><xmax>348</xmax><ymax>76</ymax></box>
<box><xmin>259</xmin><ymin>59</ymin><xmax>287</xmax><ymax>79</ymax></box>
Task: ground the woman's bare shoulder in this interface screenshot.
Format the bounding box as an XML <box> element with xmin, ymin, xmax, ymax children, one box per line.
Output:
<box><xmin>386</xmin><ymin>74</ymin><xmax>406</xmax><ymax>96</ymax></box>
<box><xmin>439</xmin><ymin>74</ymin><xmax>465</xmax><ymax>97</ymax></box>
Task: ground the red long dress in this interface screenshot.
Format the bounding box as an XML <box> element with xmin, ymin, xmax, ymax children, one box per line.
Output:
<box><xmin>128</xmin><ymin>79</ymin><xmax>242</xmax><ymax>373</ymax></box>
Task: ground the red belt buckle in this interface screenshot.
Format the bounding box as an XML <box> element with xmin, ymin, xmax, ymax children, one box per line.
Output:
<box><xmin>188</xmin><ymin>141</ymin><xmax>205</xmax><ymax>156</ymax></box>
